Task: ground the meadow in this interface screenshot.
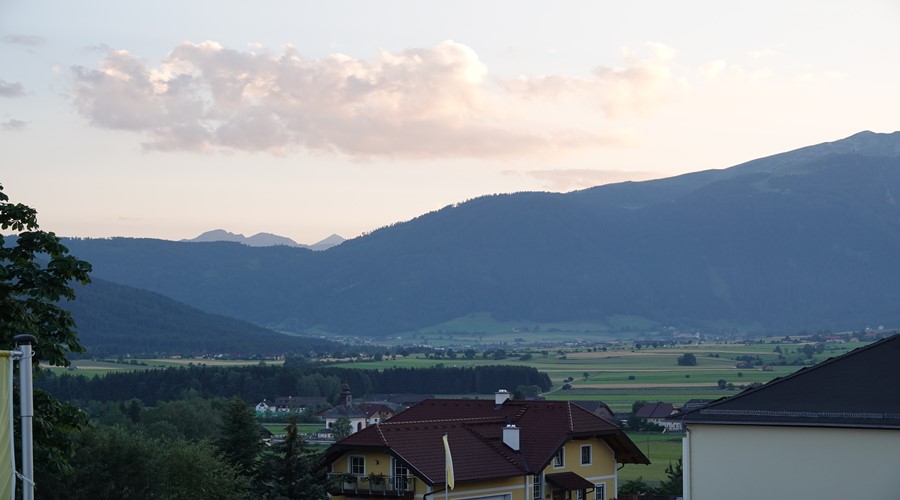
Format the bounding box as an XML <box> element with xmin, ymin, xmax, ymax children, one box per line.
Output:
<box><xmin>46</xmin><ymin>336</ymin><xmax>868</xmax><ymax>483</ymax></box>
<box><xmin>618</xmin><ymin>432</ymin><xmax>685</xmax><ymax>484</ymax></box>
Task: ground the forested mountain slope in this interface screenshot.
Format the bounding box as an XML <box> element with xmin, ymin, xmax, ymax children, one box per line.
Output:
<box><xmin>63</xmin><ymin>131</ymin><xmax>900</xmax><ymax>336</ymax></box>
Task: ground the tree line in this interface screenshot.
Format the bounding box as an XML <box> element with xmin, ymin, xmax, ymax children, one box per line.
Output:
<box><xmin>40</xmin><ymin>396</ymin><xmax>327</xmax><ymax>499</ymax></box>
<box><xmin>38</xmin><ymin>364</ymin><xmax>553</xmax><ymax>405</ymax></box>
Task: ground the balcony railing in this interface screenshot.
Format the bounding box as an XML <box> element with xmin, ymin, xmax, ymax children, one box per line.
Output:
<box><xmin>327</xmin><ymin>473</ymin><xmax>416</xmax><ymax>497</ymax></box>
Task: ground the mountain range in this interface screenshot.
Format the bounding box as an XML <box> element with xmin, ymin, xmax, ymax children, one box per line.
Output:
<box><xmin>182</xmin><ymin>229</ymin><xmax>345</xmax><ymax>250</ymax></box>
<box><xmin>61</xmin><ymin>131</ymin><xmax>900</xmax><ymax>339</ymax></box>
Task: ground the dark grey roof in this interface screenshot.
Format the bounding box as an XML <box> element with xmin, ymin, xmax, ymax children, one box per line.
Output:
<box><xmin>683</xmin><ymin>335</ymin><xmax>900</xmax><ymax>429</ymax></box>
<box><xmin>573</xmin><ymin>400</ymin><xmax>616</xmax><ymax>420</ymax></box>
<box><xmin>636</xmin><ymin>402</ymin><xmax>675</xmax><ymax>419</ymax></box>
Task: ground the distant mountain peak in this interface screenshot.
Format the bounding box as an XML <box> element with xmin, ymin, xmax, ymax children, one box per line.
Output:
<box><xmin>182</xmin><ymin>229</ymin><xmax>344</xmax><ymax>250</ymax></box>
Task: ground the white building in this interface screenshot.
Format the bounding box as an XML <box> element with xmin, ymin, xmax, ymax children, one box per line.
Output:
<box><xmin>681</xmin><ymin>335</ymin><xmax>900</xmax><ymax>500</ymax></box>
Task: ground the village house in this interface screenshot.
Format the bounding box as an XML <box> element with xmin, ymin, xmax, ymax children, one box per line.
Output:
<box><xmin>635</xmin><ymin>402</ymin><xmax>682</xmax><ymax>432</ymax></box>
<box><xmin>321</xmin><ymin>389</ymin><xmax>649</xmax><ymax>499</ymax></box>
<box><xmin>255</xmin><ymin>396</ymin><xmax>327</xmax><ymax>414</ymax></box>
<box><xmin>681</xmin><ymin>334</ymin><xmax>900</xmax><ymax>500</ymax></box>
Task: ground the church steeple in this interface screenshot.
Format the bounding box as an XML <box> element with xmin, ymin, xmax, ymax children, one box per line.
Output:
<box><xmin>340</xmin><ymin>384</ymin><xmax>352</xmax><ymax>407</ymax></box>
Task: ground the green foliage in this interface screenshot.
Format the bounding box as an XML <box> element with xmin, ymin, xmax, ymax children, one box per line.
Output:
<box><xmin>39</xmin><ymin>364</ymin><xmax>552</xmax><ymax>405</ymax></box>
<box><xmin>43</xmin><ymin>426</ymin><xmax>249</xmax><ymax>500</ymax></box>
<box><xmin>1</xmin><ymin>184</ymin><xmax>93</xmax><ymax>482</ymax></box>
<box><xmin>655</xmin><ymin>458</ymin><xmax>684</xmax><ymax>495</ymax></box>
<box><xmin>619</xmin><ymin>476</ymin><xmax>652</xmax><ymax>495</ymax></box>
<box><xmin>677</xmin><ymin>352</ymin><xmax>697</xmax><ymax>366</ymax></box>
<box><xmin>257</xmin><ymin>416</ymin><xmax>328</xmax><ymax>499</ymax></box>
<box><xmin>331</xmin><ymin>417</ymin><xmax>353</xmax><ymax>441</ymax></box>
<box><xmin>216</xmin><ymin>397</ymin><xmax>262</xmax><ymax>474</ymax></box>
<box><xmin>141</xmin><ymin>398</ymin><xmax>225</xmax><ymax>441</ymax></box>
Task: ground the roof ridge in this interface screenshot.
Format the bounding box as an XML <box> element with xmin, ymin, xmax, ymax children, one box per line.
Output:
<box><xmin>382</xmin><ymin>415</ymin><xmax>507</xmax><ymax>425</ymax></box>
<box><xmin>374</xmin><ymin>423</ymin><xmax>388</xmax><ymax>447</ymax></box>
<box><xmin>464</xmin><ymin>421</ymin><xmax>529</xmax><ymax>475</ymax></box>
<box><xmin>687</xmin><ymin>334</ymin><xmax>899</xmax><ymax>416</ymax></box>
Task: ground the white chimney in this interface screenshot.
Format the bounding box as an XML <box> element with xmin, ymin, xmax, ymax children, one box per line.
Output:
<box><xmin>495</xmin><ymin>389</ymin><xmax>510</xmax><ymax>405</ymax></box>
<box><xmin>503</xmin><ymin>424</ymin><xmax>520</xmax><ymax>451</ymax></box>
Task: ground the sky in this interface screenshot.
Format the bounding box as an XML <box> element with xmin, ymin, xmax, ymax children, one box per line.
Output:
<box><xmin>2</xmin><ymin>1</ymin><xmax>899</xmax><ymax>245</ymax></box>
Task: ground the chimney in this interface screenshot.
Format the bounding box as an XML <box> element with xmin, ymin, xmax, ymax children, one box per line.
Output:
<box><xmin>503</xmin><ymin>423</ymin><xmax>520</xmax><ymax>451</ymax></box>
<box><xmin>495</xmin><ymin>389</ymin><xmax>510</xmax><ymax>405</ymax></box>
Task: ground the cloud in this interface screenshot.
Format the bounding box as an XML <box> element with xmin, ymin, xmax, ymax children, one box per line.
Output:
<box><xmin>501</xmin><ymin>42</ymin><xmax>680</xmax><ymax>118</ymax></box>
<box><xmin>509</xmin><ymin>168</ymin><xmax>665</xmax><ymax>191</ymax></box>
<box><xmin>1</xmin><ymin>119</ymin><xmax>27</xmax><ymax>131</ymax></box>
<box><xmin>0</xmin><ymin>80</ymin><xmax>26</xmax><ymax>97</ymax></box>
<box><xmin>69</xmin><ymin>40</ymin><xmax>670</xmax><ymax>158</ymax></box>
<box><xmin>2</xmin><ymin>34</ymin><xmax>46</xmax><ymax>47</ymax></box>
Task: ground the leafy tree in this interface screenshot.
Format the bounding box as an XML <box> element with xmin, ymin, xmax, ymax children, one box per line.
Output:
<box><xmin>258</xmin><ymin>416</ymin><xmax>328</xmax><ymax>499</ymax></box>
<box><xmin>619</xmin><ymin>476</ymin><xmax>652</xmax><ymax>495</ymax></box>
<box><xmin>677</xmin><ymin>353</ymin><xmax>697</xmax><ymax>366</ymax></box>
<box><xmin>582</xmin><ymin>372</ymin><xmax>589</xmax><ymax>381</ymax></box>
<box><xmin>1</xmin><ymin>183</ymin><xmax>92</xmax><ymax>485</ymax></box>
<box><xmin>631</xmin><ymin>400</ymin><xmax>649</xmax><ymax>414</ymax></box>
<box><xmin>626</xmin><ymin>415</ymin><xmax>646</xmax><ymax>431</ymax></box>
<box><xmin>331</xmin><ymin>417</ymin><xmax>353</xmax><ymax>441</ymax></box>
<box><xmin>48</xmin><ymin>426</ymin><xmax>249</xmax><ymax>500</ymax></box>
<box><xmin>217</xmin><ymin>397</ymin><xmax>262</xmax><ymax>474</ymax></box>
<box><xmin>717</xmin><ymin>379</ymin><xmax>728</xmax><ymax>389</ymax></box>
<box><xmin>655</xmin><ymin>459</ymin><xmax>683</xmax><ymax>495</ymax></box>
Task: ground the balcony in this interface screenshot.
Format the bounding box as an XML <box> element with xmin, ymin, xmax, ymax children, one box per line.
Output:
<box><xmin>327</xmin><ymin>473</ymin><xmax>416</xmax><ymax>498</ymax></box>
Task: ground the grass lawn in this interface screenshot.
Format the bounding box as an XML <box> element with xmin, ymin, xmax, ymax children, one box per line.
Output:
<box><xmin>260</xmin><ymin>422</ymin><xmax>321</xmax><ymax>435</ymax></box>
<box><xmin>618</xmin><ymin>432</ymin><xmax>683</xmax><ymax>484</ymax></box>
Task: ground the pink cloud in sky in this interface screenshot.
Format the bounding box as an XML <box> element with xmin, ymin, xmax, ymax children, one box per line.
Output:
<box><xmin>70</xmin><ymin>40</ymin><xmax>678</xmax><ymax>158</ymax></box>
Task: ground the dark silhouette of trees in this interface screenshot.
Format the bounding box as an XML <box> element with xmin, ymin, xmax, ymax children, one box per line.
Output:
<box><xmin>1</xmin><ymin>183</ymin><xmax>93</xmax><ymax>486</ymax></box>
<box><xmin>677</xmin><ymin>353</ymin><xmax>697</xmax><ymax>366</ymax></box>
<box><xmin>217</xmin><ymin>397</ymin><xmax>262</xmax><ymax>475</ymax></box>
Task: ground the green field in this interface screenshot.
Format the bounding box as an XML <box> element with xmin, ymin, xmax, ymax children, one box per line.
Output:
<box><xmin>54</xmin><ymin>339</ymin><xmax>869</xmax><ymax>424</ymax></box>
<box><xmin>261</xmin><ymin>423</ymin><xmax>321</xmax><ymax>435</ymax></box>
<box><xmin>330</xmin><ymin>339</ymin><xmax>865</xmax><ymax>413</ymax></box>
<box><xmin>619</xmin><ymin>432</ymin><xmax>684</xmax><ymax>484</ymax></box>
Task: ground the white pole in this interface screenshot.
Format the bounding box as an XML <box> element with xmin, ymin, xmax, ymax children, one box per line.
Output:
<box><xmin>13</xmin><ymin>335</ymin><xmax>35</xmax><ymax>500</ymax></box>
<box><xmin>444</xmin><ymin>433</ymin><xmax>449</xmax><ymax>500</ymax></box>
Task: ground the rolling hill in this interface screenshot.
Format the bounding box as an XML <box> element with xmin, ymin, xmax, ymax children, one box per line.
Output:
<box><xmin>61</xmin><ymin>131</ymin><xmax>900</xmax><ymax>336</ymax></box>
<box><xmin>66</xmin><ymin>277</ymin><xmax>341</xmax><ymax>356</ymax></box>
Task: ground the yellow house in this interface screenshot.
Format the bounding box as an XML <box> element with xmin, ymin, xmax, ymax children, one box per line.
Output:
<box><xmin>321</xmin><ymin>390</ymin><xmax>649</xmax><ymax>500</ymax></box>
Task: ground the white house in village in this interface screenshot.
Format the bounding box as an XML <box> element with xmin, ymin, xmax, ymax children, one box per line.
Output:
<box><xmin>319</xmin><ymin>385</ymin><xmax>369</xmax><ymax>434</ymax></box>
<box><xmin>681</xmin><ymin>335</ymin><xmax>900</xmax><ymax>500</ymax></box>
<box><xmin>255</xmin><ymin>396</ymin><xmax>327</xmax><ymax>414</ymax></box>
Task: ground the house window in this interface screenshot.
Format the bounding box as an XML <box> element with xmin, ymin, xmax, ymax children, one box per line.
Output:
<box><xmin>349</xmin><ymin>456</ymin><xmax>365</xmax><ymax>476</ymax></box>
<box><xmin>580</xmin><ymin>445</ymin><xmax>591</xmax><ymax>465</ymax></box>
<box><xmin>393</xmin><ymin>458</ymin><xmax>410</xmax><ymax>491</ymax></box>
<box><xmin>532</xmin><ymin>471</ymin><xmax>543</xmax><ymax>500</ymax></box>
<box><xmin>553</xmin><ymin>447</ymin><xmax>565</xmax><ymax>468</ymax></box>
<box><xmin>576</xmin><ymin>489</ymin><xmax>585</xmax><ymax>500</ymax></box>
<box><xmin>594</xmin><ymin>483</ymin><xmax>606</xmax><ymax>500</ymax></box>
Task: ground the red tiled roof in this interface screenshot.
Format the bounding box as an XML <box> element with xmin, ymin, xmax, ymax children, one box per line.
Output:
<box><xmin>321</xmin><ymin>398</ymin><xmax>648</xmax><ymax>486</ymax></box>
